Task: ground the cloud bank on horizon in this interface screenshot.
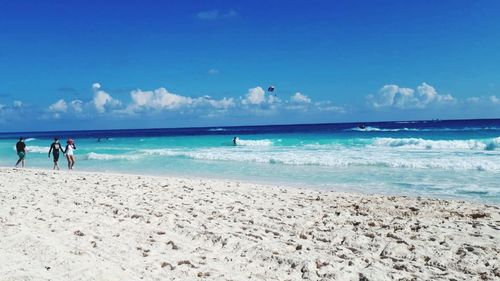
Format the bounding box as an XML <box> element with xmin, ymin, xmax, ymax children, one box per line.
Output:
<box><xmin>42</xmin><ymin>84</ymin><xmax>340</xmax><ymax>119</ymax></box>
<box><xmin>0</xmin><ymin>81</ymin><xmax>498</xmax><ymax>131</ymax></box>
<box><xmin>368</xmin><ymin>83</ymin><xmax>455</xmax><ymax>110</ymax></box>
<box><xmin>44</xmin><ymin>82</ymin><xmax>500</xmax><ymax>117</ymax></box>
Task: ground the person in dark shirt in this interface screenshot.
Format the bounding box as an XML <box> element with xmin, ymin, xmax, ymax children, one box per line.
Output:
<box><xmin>48</xmin><ymin>137</ymin><xmax>63</xmax><ymax>170</ymax></box>
<box><xmin>15</xmin><ymin>137</ymin><xmax>26</xmax><ymax>168</ymax></box>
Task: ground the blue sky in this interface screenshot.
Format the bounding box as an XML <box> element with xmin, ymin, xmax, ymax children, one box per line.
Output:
<box><xmin>0</xmin><ymin>0</ymin><xmax>499</xmax><ymax>131</ymax></box>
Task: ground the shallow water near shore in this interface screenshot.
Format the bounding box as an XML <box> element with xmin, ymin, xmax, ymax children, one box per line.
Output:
<box><xmin>1</xmin><ymin>119</ymin><xmax>499</xmax><ymax>203</ymax></box>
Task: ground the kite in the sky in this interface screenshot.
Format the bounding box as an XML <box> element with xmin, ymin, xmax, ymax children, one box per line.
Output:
<box><xmin>267</xmin><ymin>86</ymin><xmax>277</xmax><ymax>96</ymax></box>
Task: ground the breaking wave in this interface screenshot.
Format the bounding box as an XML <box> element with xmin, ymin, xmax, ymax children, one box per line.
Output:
<box><xmin>84</xmin><ymin>152</ymin><xmax>141</xmax><ymax>161</ymax></box>
<box><xmin>347</xmin><ymin>126</ymin><xmax>500</xmax><ymax>132</ymax></box>
<box><xmin>371</xmin><ymin>137</ymin><xmax>500</xmax><ymax>151</ymax></box>
<box><xmin>85</xmin><ymin>143</ymin><xmax>500</xmax><ymax>171</ymax></box>
<box><xmin>25</xmin><ymin>145</ymin><xmax>49</xmax><ymax>153</ymax></box>
<box><xmin>234</xmin><ymin>139</ymin><xmax>274</xmax><ymax>146</ymax></box>
<box><xmin>348</xmin><ymin>127</ymin><xmax>418</xmax><ymax>132</ymax></box>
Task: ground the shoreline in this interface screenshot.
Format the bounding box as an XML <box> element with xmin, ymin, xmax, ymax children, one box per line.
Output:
<box><xmin>1</xmin><ymin>167</ymin><xmax>499</xmax><ymax>280</ymax></box>
<box><xmin>1</xmin><ymin>165</ymin><xmax>498</xmax><ymax>206</ymax></box>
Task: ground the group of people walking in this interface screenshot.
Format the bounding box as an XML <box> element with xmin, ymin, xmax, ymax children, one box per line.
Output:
<box><xmin>15</xmin><ymin>137</ymin><xmax>77</xmax><ymax>170</ymax></box>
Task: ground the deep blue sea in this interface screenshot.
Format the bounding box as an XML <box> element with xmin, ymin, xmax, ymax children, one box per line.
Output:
<box><xmin>1</xmin><ymin>119</ymin><xmax>499</xmax><ymax>203</ymax></box>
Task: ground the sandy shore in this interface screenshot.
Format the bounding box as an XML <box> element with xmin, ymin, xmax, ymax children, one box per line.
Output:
<box><xmin>0</xmin><ymin>168</ymin><xmax>499</xmax><ymax>280</ymax></box>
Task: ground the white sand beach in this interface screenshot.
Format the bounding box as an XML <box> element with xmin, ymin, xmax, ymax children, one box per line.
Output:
<box><xmin>0</xmin><ymin>167</ymin><xmax>499</xmax><ymax>280</ymax></box>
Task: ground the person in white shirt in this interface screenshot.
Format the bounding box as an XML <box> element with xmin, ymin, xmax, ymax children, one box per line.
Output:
<box><xmin>64</xmin><ymin>138</ymin><xmax>77</xmax><ymax>170</ymax></box>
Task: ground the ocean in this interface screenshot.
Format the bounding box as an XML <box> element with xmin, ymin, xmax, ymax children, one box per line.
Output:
<box><xmin>0</xmin><ymin>119</ymin><xmax>499</xmax><ymax>204</ymax></box>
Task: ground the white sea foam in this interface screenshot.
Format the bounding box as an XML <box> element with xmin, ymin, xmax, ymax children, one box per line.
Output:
<box><xmin>84</xmin><ymin>152</ymin><xmax>141</xmax><ymax>161</ymax></box>
<box><xmin>371</xmin><ymin>137</ymin><xmax>500</xmax><ymax>150</ymax></box>
<box><xmin>485</xmin><ymin>137</ymin><xmax>500</xmax><ymax>151</ymax></box>
<box><xmin>235</xmin><ymin>139</ymin><xmax>274</xmax><ymax>146</ymax></box>
<box><xmin>348</xmin><ymin>126</ymin><xmax>417</xmax><ymax>132</ymax></box>
<box><xmin>24</xmin><ymin>138</ymin><xmax>37</xmax><ymax>142</ymax></box>
<box><xmin>132</xmin><ymin>145</ymin><xmax>500</xmax><ymax>171</ymax></box>
<box><xmin>141</xmin><ymin>149</ymin><xmax>183</xmax><ymax>157</ymax></box>
<box><xmin>347</xmin><ymin>126</ymin><xmax>500</xmax><ymax>132</ymax></box>
<box><xmin>34</xmin><ymin>136</ymin><xmax>500</xmax><ymax>172</ymax></box>
<box><xmin>25</xmin><ymin>145</ymin><xmax>49</xmax><ymax>153</ymax></box>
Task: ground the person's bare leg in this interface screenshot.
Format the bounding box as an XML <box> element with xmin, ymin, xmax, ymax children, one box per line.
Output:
<box><xmin>15</xmin><ymin>159</ymin><xmax>22</xmax><ymax>167</ymax></box>
<box><xmin>68</xmin><ymin>156</ymin><xmax>73</xmax><ymax>170</ymax></box>
<box><xmin>70</xmin><ymin>156</ymin><xmax>75</xmax><ymax>169</ymax></box>
<box><xmin>67</xmin><ymin>155</ymin><xmax>71</xmax><ymax>170</ymax></box>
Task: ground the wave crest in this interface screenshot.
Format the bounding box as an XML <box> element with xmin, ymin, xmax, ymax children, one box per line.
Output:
<box><xmin>372</xmin><ymin>137</ymin><xmax>500</xmax><ymax>150</ymax></box>
<box><xmin>25</xmin><ymin>145</ymin><xmax>49</xmax><ymax>153</ymax></box>
<box><xmin>128</xmin><ymin>147</ymin><xmax>500</xmax><ymax>171</ymax></box>
<box><xmin>347</xmin><ymin>126</ymin><xmax>500</xmax><ymax>132</ymax></box>
<box><xmin>85</xmin><ymin>152</ymin><xmax>141</xmax><ymax>161</ymax></box>
<box><xmin>348</xmin><ymin>126</ymin><xmax>415</xmax><ymax>132</ymax></box>
<box><xmin>235</xmin><ymin>139</ymin><xmax>273</xmax><ymax>146</ymax></box>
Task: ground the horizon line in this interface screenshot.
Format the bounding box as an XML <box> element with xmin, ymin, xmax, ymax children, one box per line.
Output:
<box><xmin>0</xmin><ymin>117</ymin><xmax>498</xmax><ymax>136</ymax></box>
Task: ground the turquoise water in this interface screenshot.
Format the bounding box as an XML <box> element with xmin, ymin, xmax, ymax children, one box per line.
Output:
<box><xmin>1</xmin><ymin>120</ymin><xmax>499</xmax><ymax>204</ymax></box>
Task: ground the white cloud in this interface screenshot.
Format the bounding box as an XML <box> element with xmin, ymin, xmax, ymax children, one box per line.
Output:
<box><xmin>314</xmin><ymin>101</ymin><xmax>345</xmax><ymax>113</ymax></box>
<box><xmin>70</xmin><ymin>100</ymin><xmax>84</xmax><ymax>112</ymax></box>
<box><xmin>92</xmin><ymin>83</ymin><xmax>121</xmax><ymax>113</ymax></box>
<box><xmin>94</xmin><ymin>92</ymin><xmax>120</xmax><ymax>113</ymax></box>
<box><xmin>130</xmin><ymin>87</ymin><xmax>192</xmax><ymax>110</ymax></box>
<box><xmin>46</xmin><ymin>99</ymin><xmax>84</xmax><ymax>119</ymax></box>
<box><xmin>203</xmin><ymin>96</ymin><xmax>235</xmax><ymax>109</ymax></box>
<box><xmin>208</xmin><ymin>68</ymin><xmax>219</xmax><ymax>75</ymax></box>
<box><xmin>49</xmin><ymin>99</ymin><xmax>68</xmax><ymax>112</ymax></box>
<box><xmin>267</xmin><ymin>94</ymin><xmax>280</xmax><ymax>105</ymax></box>
<box><xmin>490</xmin><ymin>95</ymin><xmax>499</xmax><ymax>104</ymax></box>
<box><xmin>417</xmin><ymin>83</ymin><xmax>454</xmax><ymax>103</ymax></box>
<box><xmin>127</xmin><ymin>87</ymin><xmax>235</xmax><ymax>113</ymax></box>
<box><xmin>464</xmin><ymin>95</ymin><xmax>500</xmax><ymax>105</ymax></box>
<box><xmin>242</xmin><ymin>87</ymin><xmax>267</xmax><ymax>105</ymax></box>
<box><xmin>291</xmin><ymin>92</ymin><xmax>311</xmax><ymax>104</ymax></box>
<box><xmin>13</xmin><ymin>100</ymin><xmax>23</xmax><ymax>108</ymax></box>
<box><xmin>370</xmin><ymin>83</ymin><xmax>454</xmax><ymax>109</ymax></box>
<box><xmin>466</xmin><ymin>97</ymin><xmax>480</xmax><ymax>103</ymax></box>
<box><xmin>197</xmin><ymin>9</ymin><xmax>236</xmax><ymax>20</ymax></box>
<box><xmin>417</xmin><ymin>83</ymin><xmax>436</xmax><ymax>104</ymax></box>
<box><xmin>371</xmin><ymin>85</ymin><xmax>416</xmax><ymax>108</ymax></box>
<box><xmin>7</xmin><ymin>83</ymin><xmax>346</xmax><ymax>120</ymax></box>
